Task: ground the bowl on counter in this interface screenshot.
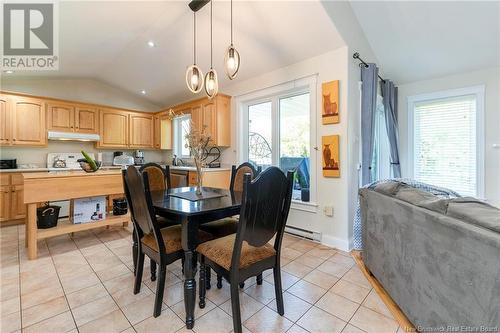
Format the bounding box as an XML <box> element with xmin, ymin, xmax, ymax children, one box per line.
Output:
<box><xmin>79</xmin><ymin>161</ymin><xmax>102</xmax><ymax>173</ymax></box>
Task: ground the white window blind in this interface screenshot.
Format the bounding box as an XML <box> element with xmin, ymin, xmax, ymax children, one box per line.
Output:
<box><xmin>413</xmin><ymin>94</ymin><xmax>478</xmax><ymax>196</ymax></box>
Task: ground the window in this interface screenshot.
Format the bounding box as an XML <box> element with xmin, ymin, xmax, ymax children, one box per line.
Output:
<box><xmin>239</xmin><ymin>77</ymin><xmax>317</xmax><ymax>204</ymax></box>
<box><xmin>372</xmin><ymin>95</ymin><xmax>391</xmax><ymax>180</ymax></box>
<box><xmin>173</xmin><ymin>114</ymin><xmax>191</xmax><ymax>158</ymax></box>
<box><xmin>408</xmin><ymin>86</ymin><xmax>484</xmax><ymax>197</ymax></box>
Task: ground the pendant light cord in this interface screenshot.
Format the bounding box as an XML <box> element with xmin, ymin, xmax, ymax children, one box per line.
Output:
<box><xmin>230</xmin><ymin>0</ymin><xmax>233</xmax><ymax>45</ymax></box>
<box><xmin>210</xmin><ymin>1</ymin><xmax>213</xmax><ymax>68</ymax></box>
<box><xmin>193</xmin><ymin>12</ymin><xmax>196</xmax><ymax>65</ymax></box>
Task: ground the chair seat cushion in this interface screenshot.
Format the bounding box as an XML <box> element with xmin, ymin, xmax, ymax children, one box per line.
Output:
<box><xmin>199</xmin><ymin>218</ymin><xmax>238</xmax><ymax>238</ymax></box>
<box><xmin>142</xmin><ymin>225</ymin><xmax>212</xmax><ymax>254</ymax></box>
<box><xmin>196</xmin><ymin>234</ymin><xmax>276</xmax><ymax>270</ymax></box>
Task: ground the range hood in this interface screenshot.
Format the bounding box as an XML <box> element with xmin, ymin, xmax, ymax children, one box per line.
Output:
<box><xmin>48</xmin><ymin>131</ymin><xmax>100</xmax><ymax>142</ymax></box>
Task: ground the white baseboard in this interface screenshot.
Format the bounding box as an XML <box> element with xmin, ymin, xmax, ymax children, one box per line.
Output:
<box><xmin>321</xmin><ymin>235</ymin><xmax>350</xmax><ymax>252</ymax></box>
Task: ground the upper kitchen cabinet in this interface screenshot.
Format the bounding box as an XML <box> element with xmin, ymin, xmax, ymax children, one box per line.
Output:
<box><xmin>47</xmin><ymin>102</ymin><xmax>98</xmax><ymax>134</ymax></box>
<box><xmin>9</xmin><ymin>95</ymin><xmax>47</xmax><ymax>146</ymax></box>
<box><xmin>0</xmin><ymin>95</ymin><xmax>10</xmax><ymax>145</ymax></box>
<box><xmin>129</xmin><ymin>112</ymin><xmax>154</xmax><ymax>148</ymax></box>
<box><xmin>98</xmin><ymin>108</ymin><xmax>129</xmax><ymax>148</ymax></box>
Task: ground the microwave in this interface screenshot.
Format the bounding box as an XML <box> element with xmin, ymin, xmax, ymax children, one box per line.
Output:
<box><xmin>0</xmin><ymin>159</ymin><xmax>17</xmax><ymax>169</ymax></box>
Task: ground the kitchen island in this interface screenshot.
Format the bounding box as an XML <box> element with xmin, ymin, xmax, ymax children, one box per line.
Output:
<box><xmin>23</xmin><ymin>170</ymin><xmax>130</xmax><ymax>259</ymax></box>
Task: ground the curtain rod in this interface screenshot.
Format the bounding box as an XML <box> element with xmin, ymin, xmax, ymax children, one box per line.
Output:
<box><xmin>352</xmin><ymin>52</ymin><xmax>386</xmax><ymax>83</ymax></box>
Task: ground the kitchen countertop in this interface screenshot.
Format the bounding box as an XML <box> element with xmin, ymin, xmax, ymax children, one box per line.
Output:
<box><xmin>4</xmin><ymin>164</ymin><xmax>231</xmax><ymax>173</ymax></box>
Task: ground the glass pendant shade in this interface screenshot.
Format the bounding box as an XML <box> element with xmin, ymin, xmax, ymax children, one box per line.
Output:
<box><xmin>186</xmin><ymin>65</ymin><xmax>203</xmax><ymax>93</ymax></box>
<box><xmin>204</xmin><ymin>69</ymin><xmax>218</xmax><ymax>99</ymax></box>
<box><xmin>224</xmin><ymin>45</ymin><xmax>240</xmax><ymax>79</ymax></box>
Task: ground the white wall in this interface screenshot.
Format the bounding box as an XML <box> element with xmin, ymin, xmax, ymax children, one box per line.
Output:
<box><xmin>222</xmin><ymin>47</ymin><xmax>352</xmax><ymax>250</ymax></box>
<box><xmin>398</xmin><ymin>67</ymin><xmax>500</xmax><ymax>207</ymax></box>
<box><xmin>1</xmin><ymin>77</ymin><xmax>159</xmax><ymax>111</ymax></box>
<box><xmin>0</xmin><ymin>78</ymin><xmax>169</xmax><ymax>165</ymax></box>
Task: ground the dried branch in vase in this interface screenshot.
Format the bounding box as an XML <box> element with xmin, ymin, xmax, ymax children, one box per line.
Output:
<box><xmin>183</xmin><ymin>120</ymin><xmax>211</xmax><ymax>195</ymax></box>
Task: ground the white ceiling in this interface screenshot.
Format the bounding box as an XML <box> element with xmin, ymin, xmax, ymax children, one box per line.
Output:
<box><xmin>12</xmin><ymin>1</ymin><xmax>344</xmax><ymax>107</ymax></box>
<box><xmin>350</xmin><ymin>1</ymin><xmax>500</xmax><ymax>84</ymax></box>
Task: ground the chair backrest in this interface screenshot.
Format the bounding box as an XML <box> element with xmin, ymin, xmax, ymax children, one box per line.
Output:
<box><xmin>230</xmin><ymin>162</ymin><xmax>262</xmax><ymax>192</ymax></box>
<box><xmin>232</xmin><ymin>167</ymin><xmax>294</xmax><ymax>268</ymax></box>
<box><xmin>124</xmin><ymin>166</ymin><xmax>156</xmax><ymax>237</ymax></box>
<box><xmin>139</xmin><ymin>163</ymin><xmax>171</xmax><ymax>191</ymax></box>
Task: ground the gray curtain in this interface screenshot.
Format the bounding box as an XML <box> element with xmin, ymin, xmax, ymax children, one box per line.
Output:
<box><xmin>380</xmin><ymin>80</ymin><xmax>401</xmax><ymax>178</ymax></box>
<box><xmin>361</xmin><ymin>64</ymin><xmax>379</xmax><ymax>185</ymax></box>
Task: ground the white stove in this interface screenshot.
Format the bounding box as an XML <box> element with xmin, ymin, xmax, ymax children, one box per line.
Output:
<box><xmin>47</xmin><ymin>152</ymin><xmax>95</xmax><ymax>171</ymax></box>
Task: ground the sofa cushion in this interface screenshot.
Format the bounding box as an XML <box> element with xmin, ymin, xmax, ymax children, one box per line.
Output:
<box><xmin>446</xmin><ymin>198</ymin><xmax>500</xmax><ymax>233</ymax></box>
<box><xmin>395</xmin><ymin>185</ymin><xmax>437</xmax><ymax>204</ymax></box>
<box><xmin>373</xmin><ymin>181</ymin><xmax>402</xmax><ymax>196</ymax></box>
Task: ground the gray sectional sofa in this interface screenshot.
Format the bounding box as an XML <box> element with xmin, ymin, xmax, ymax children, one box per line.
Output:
<box><xmin>359</xmin><ymin>182</ymin><xmax>500</xmax><ymax>330</ymax></box>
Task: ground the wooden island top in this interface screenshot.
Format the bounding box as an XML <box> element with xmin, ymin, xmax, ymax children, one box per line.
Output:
<box><xmin>23</xmin><ymin>169</ymin><xmax>129</xmax><ymax>260</ymax></box>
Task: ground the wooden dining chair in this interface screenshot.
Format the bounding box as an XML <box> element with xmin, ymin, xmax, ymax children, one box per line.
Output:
<box><xmin>197</xmin><ymin>167</ymin><xmax>294</xmax><ymax>333</ymax></box>
<box><xmin>124</xmin><ymin>166</ymin><xmax>212</xmax><ymax>317</ymax></box>
<box><xmin>139</xmin><ymin>163</ymin><xmax>171</xmax><ymax>191</ymax></box>
<box><xmin>199</xmin><ymin>162</ymin><xmax>262</xmax><ymax>289</ymax></box>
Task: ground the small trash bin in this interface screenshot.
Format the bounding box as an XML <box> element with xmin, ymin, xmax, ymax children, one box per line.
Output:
<box><xmin>37</xmin><ymin>205</ymin><xmax>61</xmax><ymax>229</ymax></box>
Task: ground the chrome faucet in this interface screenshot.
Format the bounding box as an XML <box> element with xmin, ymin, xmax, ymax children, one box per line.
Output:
<box><xmin>172</xmin><ymin>155</ymin><xmax>186</xmax><ymax>166</ymax></box>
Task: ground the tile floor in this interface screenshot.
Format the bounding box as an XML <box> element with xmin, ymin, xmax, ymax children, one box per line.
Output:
<box><xmin>0</xmin><ymin>224</ymin><xmax>404</xmax><ymax>333</ymax></box>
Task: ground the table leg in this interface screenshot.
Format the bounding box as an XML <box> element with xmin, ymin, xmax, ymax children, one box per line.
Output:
<box><xmin>183</xmin><ymin>250</ymin><xmax>196</xmax><ymax>329</ymax></box>
<box><xmin>27</xmin><ymin>204</ymin><xmax>37</xmax><ymax>260</ymax></box>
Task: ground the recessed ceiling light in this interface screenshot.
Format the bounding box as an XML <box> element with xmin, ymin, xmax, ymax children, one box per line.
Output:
<box><xmin>140</xmin><ymin>90</ymin><xmax>146</xmax><ymax>95</ymax></box>
<box><xmin>4</xmin><ymin>70</ymin><xmax>14</xmax><ymax>74</ymax></box>
<box><xmin>147</xmin><ymin>41</ymin><xmax>156</xmax><ymax>48</ymax></box>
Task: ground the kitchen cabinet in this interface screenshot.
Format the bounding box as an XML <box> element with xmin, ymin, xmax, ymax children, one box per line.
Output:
<box><xmin>153</xmin><ymin>115</ymin><xmax>161</xmax><ymax>149</ymax></box>
<box><xmin>48</xmin><ymin>102</ymin><xmax>98</xmax><ymax>134</ymax></box>
<box><xmin>99</xmin><ymin>108</ymin><xmax>129</xmax><ymax>148</ymax></box>
<box><xmin>129</xmin><ymin>112</ymin><xmax>154</xmax><ymax>148</ymax></box>
<box><xmin>0</xmin><ymin>95</ymin><xmax>47</xmax><ymax>146</ymax></box>
<box><xmin>0</xmin><ymin>173</ymin><xmax>26</xmax><ymax>224</ymax></box>
<box><xmin>187</xmin><ymin>170</ymin><xmax>231</xmax><ymax>189</ymax></box>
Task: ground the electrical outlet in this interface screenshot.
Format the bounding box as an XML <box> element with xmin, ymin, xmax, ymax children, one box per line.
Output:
<box><xmin>324</xmin><ymin>206</ymin><xmax>334</xmax><ymax>217</ymax></box>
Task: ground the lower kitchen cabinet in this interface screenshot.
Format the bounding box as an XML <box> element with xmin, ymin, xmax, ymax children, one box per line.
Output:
<box><xmin>187</xmin><ymin>170</ymin><xmax>231</xmax><ymax>189</ymax></box>
<box><xmin>0</xmin><ymin>173</ymin><xmax>26</xmax><ymax>224</ymax></box>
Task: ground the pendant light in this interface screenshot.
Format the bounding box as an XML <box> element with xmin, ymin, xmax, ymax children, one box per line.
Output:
<box><xmin>186</xmin><ymin>12</ymin><xmax>203</xmax><ymax>93</ymax></box>
<box><xmin>224</xmin><ymin>0</ymin><xmax>240</xmax><ymax>79</ymax></box>
<box><xmin>204</xmin><ymin>1</ymin><xmax>218</xmax><ymax>99</ymax></box>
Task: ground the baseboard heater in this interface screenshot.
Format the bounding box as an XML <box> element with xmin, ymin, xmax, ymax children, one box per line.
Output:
<box><xmin>285</xmin><ymin>225</ymin><xmax>322</xmax><ymax>242</ymax></box>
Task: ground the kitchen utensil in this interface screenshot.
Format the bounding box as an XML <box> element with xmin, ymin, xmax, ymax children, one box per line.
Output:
<box><xmin>52</xmin><ymin>156</ymin><xmax>67</xmax><ymax>168</ymax></box>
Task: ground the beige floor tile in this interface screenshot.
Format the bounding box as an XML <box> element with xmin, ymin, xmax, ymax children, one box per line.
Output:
<box><xmin>103</xmin><ymin>272</ymin><xmax>136</xmax><ymax>294</ymax></box>
<box><xmin>292</xmin><ymin>240</ymin><xmax>319</xmax><ymax>253</ymax></box>
<box><xmin>162</xmin><ymin>281</ymin><xmax>185</xmax><ymax>306</ymax></box>
<box><xmin>60</xmin><ymin>270</ymin><xmax>101</xmax><ymax>294</ymax></box>
<box><xmin>243</xmin><ymin>281</ymin><xmax>276</xmax><ymax>305</ymax></box>
<box><xmin>287</xmin><ymin>280</ymin><xmax>327</xmax><ymax>304</ymax></box>
<box><xmin>23</xmin><ymin>311</ymin><xmax>75</xmax><ymax>333</ymax></box>
<box><xmin>72</xmin><ymin>294</ymin><xmax>118</xmax><ymax>327</ymax></box>
<box><xmin>1</xmin><ymin>296</ymin><xmax>20</xmax><ymax>316</ymax></box>
<box><xmin>21</xmin><ymin>295</ymin><xmax>69</xmax><ymax>328</ymax></box>
<box><xmin>294</xmin><ymin>254</ymin><xmax>325</xmax><ymax>268</ymax></box>
<box><xmin>86</xmin><ymin>252</ymin><xmax>123</xmax><ymax>272</ymax></box>
<box><xmin>144</xmin><ymin>270</ymin><xmax>182</xmax><ymax>289</ymax></box>
<box><xmin>243</xmin><ymin>307</ymin><xmax>293</xmax><ymax>333</ymax></box>
<box><xmin>362</xmin><ymin>289</ymin><xmax>393</xmax><ymax>319</ymax></box>
<box><xmin>171</xmin><ymin>298</ymin><xmax>216</xmax><ymax>320</ymax></box>
<box><xmin>194</xmin><ymin>307</ymin><xmax>234</xmax><ymax>333</ymax></box>
<box><xmin>349</xmin><ymin>306</ymin><xmax>399</xmax><ymax>333</ymax></box>
<box><xmin>66</xmin><ymin>283</ymin><xmax>108</xmax><ymax>308</ymax></box>
<box><xmin>134</xmin><ymin>307</ymin><xmax>185</xmax><ymax>333</ymax></box>
<box><xmin>220</xmin><ymin>292</ymin><xmax>265</xmax><ymax>321</ymax></box>
<box><xmin>206</xmin><ymin>281</ymin><xmax>232</xmax><ymax>305</ymax></box>
<box><xmin>287</xmin><ymin>324</ymin><xmax>309</xmax><ymax>333</ymax></box>
<box><xmin>306</xmin><ymin>246</ymin><xmax>338</xmax><ymax>260</ymax></box>
<box><xmin>316</xmin><ymin>260</ymin><xmax>351</xmax><ymax>278</ymax></box>
<box><xmin>268</xmin><ymin>291</ymin><xmax>312</xmax><ymax>322</ymax></box>
<box><xmin>263</xmin><ymin>270</ymin><xmax>300</xmax><ymax>290</ymax></box>
<box><xmin>122</xmin><ymin>294</ymin><xmax>167</xmax><ymax>325</ymax></box>
<box><xmin>297</xmin><ymin>306</ymin><xmax>347</xmax><ymax>333</ymax></box>
<box><xmin>330</xmin><ymin>279</ymin><xmax>370</xmax><ymax>304</ymax></box>
<box><xmin>328</xmin><ymin>253</ymin><xmax>355</xmax><ymax>267</ymax></box>
<box><xmin>316</xmin><ymin>291</ymin><xmax>360</xmax><ymax>321</ymax></box>
<box><xmin>281</xmin><ymin>247</ymin><xmax>303</xmax><ymax>260</ymax></box>
<box><xmin>342</xmin><ymin>323</ymin><xmax>368</xmax><ymax>333</ymax></box>
<box><xmin>79</xmin><ymin>309</ymin><xmax>131</xmax><ymax>333</ymax></box>
<box><xmin>21</xmin><ymin>283</ymin><xmax>64</xmax><ymax>309</ymax></box>
<box><xmin>20</xmin><ymin>270</ymin><xmax>59</xmax><ymax>296</ymax></box>
<box><xmin>342</xmin><ymin>267</ymin><xmax>372</xmax><ymax>289</ymax></box>
<box><xmin>1</xmin><ymin>311</ymin><xmax>21</xmax><ymax>333</ymax></box>
<box><xmin>122</xmin><ymin>328</ymin><xmax>137</xmax><ymax>333</ymax></box>
<box><xmin>95</xmin><ymin>263</ymin><xmax>132</xmax><ymax>282</ymax></box>
<box><xmin>303</xmin><ymin>269</ymin><xmax>339</xmax><ymax>290</ymax></box>
<box><xmin>111</xmin><ymin>284</ymin><xmax>152</xmax><ymax>308</ymax></box>
<box><xmin>1</xmin><ymin>276</ymin><xmax>20</xmax><ymax>301</ymax></box>
<box><xmin>282</xmin><ymin>261</ymin><xmax>314</xmax><ymax>278</ymax></box>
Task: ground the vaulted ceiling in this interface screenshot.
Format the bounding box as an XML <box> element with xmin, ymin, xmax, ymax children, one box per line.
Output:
<box><xmin>10</xmin><ymin>1</ymin><xmax>344</xmax><ymax>107</ymax></box>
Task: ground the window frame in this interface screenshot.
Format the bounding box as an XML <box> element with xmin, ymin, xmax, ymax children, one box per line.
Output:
<box><xmin>407</xmin><ymin>85</ymin><xmax>485</xmax><ymax>198</ymax></box>
<box><xmin>236</xmin><ymin>76</ymin><xmax>318</xmax><ymax>207</ymax></box>
<box><xmin>173</xmin><ymin>114</ymin><xmax>192</xmax><ymax>159</ymax></box>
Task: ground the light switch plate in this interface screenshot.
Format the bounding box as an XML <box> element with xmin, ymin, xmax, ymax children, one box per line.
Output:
<box><xmin>324</xmin><ymin>206</ymin><xmax>334</xmax><ymax>217</ymax></box>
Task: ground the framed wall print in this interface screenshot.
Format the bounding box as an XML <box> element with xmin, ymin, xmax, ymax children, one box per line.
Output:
<box><xmin>322</xmin><ymin>80</ymin><xmax>339</xmax><ymax>124</ymax></box>
<box><xmin>322</xmin><ymin>135</ymin><xmax>340</xmax><ymax>177</ymax></box>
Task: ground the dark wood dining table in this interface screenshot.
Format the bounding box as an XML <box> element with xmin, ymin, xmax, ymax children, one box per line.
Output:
<box><xmin>150</xmin><ymin>186</ymin><xmax>242</xmax><ymax>329</ymax></box>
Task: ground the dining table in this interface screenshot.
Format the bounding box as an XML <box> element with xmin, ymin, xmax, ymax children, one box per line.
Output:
<box><xmin>150</xmin><ymin>186</ymin><xmax>242</xmax><ymax>329</ymax></box>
